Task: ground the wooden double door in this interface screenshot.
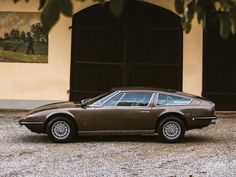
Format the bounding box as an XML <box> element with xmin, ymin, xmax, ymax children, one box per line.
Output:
<box><xmin>203</xmin><ymin>23</ymin><xmax>236</xmax><ymax>110</ymax></box>
<box><xmin>70</xmin><ymin>1</ymin><xmax>183</xmax><ymax>100</ymax></box>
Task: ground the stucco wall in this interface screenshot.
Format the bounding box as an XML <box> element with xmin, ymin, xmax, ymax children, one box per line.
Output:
<box><xmin>183</xmin><ymin>19</ymin><xmax>203</xmax><ymax>96</ymax></box>
<box><xmin>0</xmin><ymin>0</ymin><xmax>203</xmax><ymax>104</ymax></box>
<box><xmin>0</xmin><ymin>1</ymin><xmax>71</xmax><ymax>101</ymax></box>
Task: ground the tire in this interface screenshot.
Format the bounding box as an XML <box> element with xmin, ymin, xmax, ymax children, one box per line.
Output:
<box><xmin>46</xmin><ymin>117</ymin><xmax>76</xmax><ymax>143</ymax></box>
<box><xmin>157</xmin><ymin>116</ymin><xmax>185</xmax><ymax>143</ymax></box>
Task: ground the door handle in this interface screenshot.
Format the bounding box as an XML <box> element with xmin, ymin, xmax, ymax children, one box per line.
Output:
<box><xmin>139</xmin><ymin>110</ymin><xmax>150</xmax><ymax>114</ymax></box>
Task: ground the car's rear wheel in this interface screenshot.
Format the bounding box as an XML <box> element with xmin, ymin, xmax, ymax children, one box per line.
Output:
<box><xmin>157</xmin><ymin>117</ymin><xmax>185</xmax><ymax>143</ymax></box>
<box><xmin>46</xmin><ymin>117</ymin><xmax>76</xmax><ymax>143</ymax></box>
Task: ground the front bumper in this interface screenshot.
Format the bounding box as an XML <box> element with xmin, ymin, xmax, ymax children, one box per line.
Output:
<box><xmin>19</xmin><ymin>120</ymin><xmax>44</xmax><ymax>125</ymax></box>
<box><xmin>19</xmin><ymin>119</ymin><xmax>44</xmax><ymax>133</ymax></box>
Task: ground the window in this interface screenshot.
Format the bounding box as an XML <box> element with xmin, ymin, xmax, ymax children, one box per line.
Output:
<box><xmin>89</xmin><ymin>91</ymin><xmax>117</xmax><ymax>106</ymax></box>
<box><xmin>157</xmin><ymin>93</ymin><xmax>191</xmax><ymax>106</ymax></box>
<box><xmin>104</xmin><ymin>93</ymin><xmax>125</xmax><ymax>106</ymax></box>
<box><xmin>116</xmin><ymin>92</ymin><xmax>153</xmax><ymax>107</ymax></box>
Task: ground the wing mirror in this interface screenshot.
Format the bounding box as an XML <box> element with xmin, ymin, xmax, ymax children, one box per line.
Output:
<box><xmin>80</xmin><ymin>98</ymin><xmax>91</xmax><ymax>109</ymax></box>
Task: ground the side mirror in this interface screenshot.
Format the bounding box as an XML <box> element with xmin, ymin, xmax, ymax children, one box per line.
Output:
<box><xmin>81</xmin><ymin>103</ymin><xmax>87</xmax><ymax>109</ymax></box>
<box><xmin>80</xmin><ymin>98</ymin><xmax>91</xmax><ymax>109</ymax></box>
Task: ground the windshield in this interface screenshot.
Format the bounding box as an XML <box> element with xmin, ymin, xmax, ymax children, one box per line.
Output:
<box><xmin>86</xmin><ymin>90</ymin><xmax>117</xmax><ymax>106</ymax></box>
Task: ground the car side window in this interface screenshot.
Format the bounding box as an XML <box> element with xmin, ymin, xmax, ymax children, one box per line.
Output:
<box><xmin>104</xmin><ymin>93</ymin><xmax>125</xmax><ymax>106</ymax></box>
<box><xmin>90</xmin><ymin>91</ymin><xmax>117</xmax><ymax>106</ymax></box>
<box><xmin>157</xmin><ymin>93</ymin><xmax>191</xmax><ymax>106</ymax></box>
<box><xmin>116</xmin><ymin>92</ymin><xmax>153</xmax><ymax>107</ymax></box>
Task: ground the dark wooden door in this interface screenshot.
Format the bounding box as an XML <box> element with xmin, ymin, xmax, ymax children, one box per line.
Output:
<box><xmin>203</xmin><ymin>24</ymin><xmax>236</xmax><ymax>110</ymax></box>
<box><xmin>70</xmin><ymin>1</ymin><xmax>183</xmax><ymax>100</ymax></box>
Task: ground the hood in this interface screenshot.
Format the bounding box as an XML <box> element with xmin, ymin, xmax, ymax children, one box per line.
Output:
<box><xmin>29</xmin><ymin>101</ymin><xmax>80</xmax><ymax>114</ymax></box>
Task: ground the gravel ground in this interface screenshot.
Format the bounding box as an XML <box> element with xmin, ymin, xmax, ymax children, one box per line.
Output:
<box><xmin>0</xmin><ymin>111</ymin><xmax>235</xmax><ymax>177</ymax></box>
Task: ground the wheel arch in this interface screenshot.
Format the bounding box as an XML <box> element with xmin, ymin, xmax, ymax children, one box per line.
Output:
<box><xmin>44</xmin><ymin>112</ymin><xmax>77</xmax><ymax>132</ymax></box>
<box><xmin>155</xmin><ymin>112</ymin><xmax>187</xmax><ymax>132</ymax></box>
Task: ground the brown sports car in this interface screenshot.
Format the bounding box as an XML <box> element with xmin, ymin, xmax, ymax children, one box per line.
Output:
<box><xmin>19</xmin><ymin>87</ymin><xmax>217</xmax><ymax>143</ymax></box>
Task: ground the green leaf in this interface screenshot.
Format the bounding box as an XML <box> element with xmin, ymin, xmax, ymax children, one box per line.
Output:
<box><xmin>38</xmin><ymin>0</ymin><xmax>46</xmax><ymax>10</ymax></box>
<box><xmin>182</xmin><ymin>0</ymin><xmax>195</xmax><ymax>33</ymax></box>
<box><xmin>196</xmin><ymin>5</ymin><xmax>206</xmax><ymax>28</ymax></box>
<box><xmin>186</xmin><ymin>0</ymin><xmax>196</xmax><ymax>22</ymax></box>
<box><xmin>182</xmin><ymin>16</ymin><xmax>192</xmax><ymax>33</ymax></box>
<box><xmin>219</xmin><ymin>12</ymin><xmax>231</xmax><ymax>39</ymax></box>
<box><xmin>220</xmin><ymin>0</ymin><xmax>231</xmax><ymax>9</ymax></box>
<box><xmin>230</xmin><ymin>6</ymin><xmax>236</xmax><ymax>34</ymax></box>
<box><xmin>56</xmin><ymin>0</ymin><xmax>73</xmax><ymax>17</ymax></box>
<box><xmin>109</xmin><ymin>0</ymin><xmax>125</xmax><ymax>17</ymax></box>
<box><xmin>41</xmin><ymin>0</ymin><xmax>60</xmax><ymax>33</ymax></box>
<box><xmin>175</xmin><ymin>0</ymin><xmax>184</xmax><ymax>14</ymax></box>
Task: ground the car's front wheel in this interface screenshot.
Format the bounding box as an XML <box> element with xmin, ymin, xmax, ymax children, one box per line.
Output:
<box><xmin>46</xmin><ymin>117</ymin><xmax>76</xmax><ymax>143</ymax></box>
<box><xmin>157</xmin><ymin>117</ymin><xmax>185</xmax><ymax>143</ymax></box>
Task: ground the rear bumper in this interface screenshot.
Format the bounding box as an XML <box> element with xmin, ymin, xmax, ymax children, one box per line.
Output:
<box><xmin>189</xmin><ymin>116</ymin><xmax>217</xmax><ymax>129</ymax></box>
<box><xmin>19</xmin><ymin>119</ymin><xmax>44</xmax><ymax>133</ymax></box>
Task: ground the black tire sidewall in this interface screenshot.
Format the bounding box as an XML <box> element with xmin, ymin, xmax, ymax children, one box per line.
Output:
<box><xmin>46</xmin><ymin>117</ymin><xmax>76</xmax><ymax>143</ymax></box>
<box><xmin>158</xmin><ymin>117</ymin><xmax>185</xmax><ymax>143</ymax></box>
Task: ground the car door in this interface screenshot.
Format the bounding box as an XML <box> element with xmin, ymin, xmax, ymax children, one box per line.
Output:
<box><xmin>93</xmin><ymin>92</ymin><xmax>154</xmax><ymax>131</ymax></box>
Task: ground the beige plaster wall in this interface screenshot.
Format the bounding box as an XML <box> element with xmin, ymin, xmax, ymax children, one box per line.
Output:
<box><xmin>0</xmin><ymin>0</ymin><xmax>72</xmax><ymax>100</ymax></box>
<box><xmin>0</xmin><ymin>0</ymin><xmax>203</xmax><ymax>101</ymax></box>
<box><xmin>183</xmin><ymin>19</ymin><xmax>203</xmax><ymax>96</ymax></box>
<box><xmin>72</xmin><ymin>0</ymin><xmax>176</xmax><ymax>13</ymax></box>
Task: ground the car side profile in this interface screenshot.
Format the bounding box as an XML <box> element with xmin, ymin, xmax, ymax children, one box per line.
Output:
<box><xmin>19</xmin><ymin>87</ymin><xmax>217</xmax><ymax>143</ymax></box>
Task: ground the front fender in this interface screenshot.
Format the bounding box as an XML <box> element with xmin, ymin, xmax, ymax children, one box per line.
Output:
<box><xmin>46</xmin><ymin>110</ymin><xmax>75</xmax><ymax>119</ymax></box>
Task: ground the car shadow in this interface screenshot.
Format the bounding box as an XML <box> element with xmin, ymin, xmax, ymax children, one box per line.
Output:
<box><xmin>76</xmin><ymin>135</ymin><xmax>159</xmax><ymax>143</ymax></box>
<box><xmin>75</xmin><ymin>134</ymin><xmax>216</xmax><ymax>144</ymax></box>
<box><xmin>17</xmin><ymin>134</ymin><xmax>216</xmax><ymax>144</ymax></box>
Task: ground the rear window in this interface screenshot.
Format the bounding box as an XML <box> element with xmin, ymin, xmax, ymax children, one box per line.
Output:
<box><xmin>157</xmin><ymin>93</ymin><xmax>191</xmax><ymax>106</ymax></box>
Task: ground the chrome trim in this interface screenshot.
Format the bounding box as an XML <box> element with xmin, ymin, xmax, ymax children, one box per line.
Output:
<box><xmin>147</xmin><ymin>93</ymin><xmax>155</xmax><ymax>107</ymax></box>
<box><xmin>51</xmin><ymin>121</ymin><xmax>70</xmax><ymax>139</ymax></box>
<box><xmin>162</xmin><ymin>121</ymin><xmax>181</xmax><ymax>140</ymax></box>
<box><xmin>192</xmin><ymin>117</ymin><xmax>217</xmax><ymax>121</ymax></box>
<box><xmin>139</xmin><ymin>110</ymin><xmax>150</xmax><ymax>114</ymax></box>
<box><xmin>101</xmin><ymin>91</ymin><xmax>121</xmax><ymax>106</ymax></box>
<box><xmin>90</xmin><ymin>91</ymin><xmax>120</xmax><ymax>107</ymax></box>
<box><xmin>114</xmin><ymin>92</ymin><xmax>126</xmax><ymax>106</ymax></box>
<box><xmin>101</xmin><ymin>92</ymin><xmax>155</xmax><ymax>108</ymax></box>
<box><xmin>115</xmin><ymin>92</ymin><xmax>155</xmax><ymax>107</ymax></box>
<box><xmin>78</xmin><ymin>130</ymin><xmax>155</xmax><ymax>135</ymax></box>
<box><xmin>19</xmin><ymin>121</ymin><xmax>44</xmax><ymax>125</ymax></box>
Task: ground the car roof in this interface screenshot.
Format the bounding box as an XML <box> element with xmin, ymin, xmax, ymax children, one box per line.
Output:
<box><xmin>112</xmin><ymin>87</ymin><xmax>177</xmax><ymax>92</ymax></box>
<box><xmin>112</xmin><ymin>87</ymin><xmax>197</xmax><ymax>98</ymax></box>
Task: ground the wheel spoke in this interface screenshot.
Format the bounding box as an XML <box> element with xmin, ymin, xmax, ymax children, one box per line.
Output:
<box><xmin>51</xmin><ymin>121</ymin><xmax>70</xmax><ymax>140</ymax></box>
<box><xmin>162</xmin><ymin>121</ymin><xmax>181</xmax><ymax>140</ymax></box>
